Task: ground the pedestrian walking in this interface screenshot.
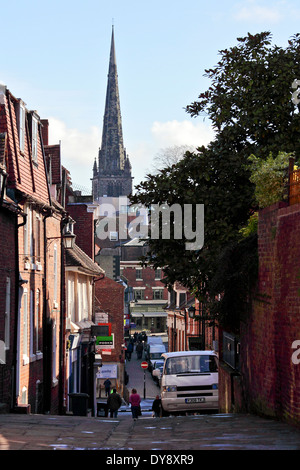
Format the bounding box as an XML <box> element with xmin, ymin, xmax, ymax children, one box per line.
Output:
<box><xmin>152</xmin><ymin>395</ymin><xmax>161</xmax><ymax>417</ymax></box>
<box><xmin>129</xmin><ymin>388</ymin><xmax>141</xmax><ymax>421</ymax></box>
<box><xmin>136</xmin><ymin>341</ymin><xmax>143</xmax><ymax>359</ymax></box>
<box><xmin>104</xmin><ymin>378</ymin><xmax>111</xmax><ymax>397</ymax></box>
<box><xmin>126</xmin><ymin>341</ymin><xmax>134</xmax><ymax>361</ymax></box>
<box><xmin>107</xmin><ymin>388</ymin><xmax>122</xmax><ymax>418</ymax></box>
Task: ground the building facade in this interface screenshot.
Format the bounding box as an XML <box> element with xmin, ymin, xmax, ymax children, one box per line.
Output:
<box><xmin>0</xmin><ymin>85</ymin><xmax>67</xmax><ymax>414</ymax></box>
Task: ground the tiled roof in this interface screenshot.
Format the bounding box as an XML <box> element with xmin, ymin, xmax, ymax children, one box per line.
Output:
<box><xmin>66</xmin><ymin>243</ymin><xmax>104</xmax><ymax>276</ymax></box>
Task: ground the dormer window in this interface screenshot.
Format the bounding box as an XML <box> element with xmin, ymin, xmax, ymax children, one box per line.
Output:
<box><xmin>31</xmin><ymin>114</ymin><xmax>38</xmax><ymax>164</ymax></box>
<box><xmin>18</xmin><ymin>101</ymin><xmax>26</xmax><ymax>153</ymax></box>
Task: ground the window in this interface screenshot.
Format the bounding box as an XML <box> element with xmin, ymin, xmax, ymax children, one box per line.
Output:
<box><xmin>53</xmin><ymin>244</ymin><xmax>58</xmax><ymax>307</ymax></box>
<box><xmin>109</xmin><ymin>231</ymin><xmax>118</xmax><ymax>241</ymax></box>
<box><xmin>35</xmin><ymin>214</ymin><xmax>41</xmax><ymax>263</ymax></box>
<box><xmin>30</xmin><ymin>289</ymin><xmax>34</xmax><ymax>357</ymax></box>
<box><xmin>31</xmin><ymin>115</ymin><xmax>38</xmax><ymax>164</ymax></box>
<box><xmin>136</xmin><ymin>268</ymin><xmax>142</xmax><ymax>280</ymax></box>
<box><xmin>4</xmin><ymin>277</ymin><xmax>11</xmax><ymax>350</ymax></box>
<box><xmin>36</xmin><ymin>289</ymin><xmax>40</xmax><ymax>352</ymax></box>
<box><xmin>155</xmin><ymin>268</ymin><xmax>161</xmax><ymax>280</ymax></box>
<box><xmin>23</xmin><ymin>289</ymin><xmax>28</xmax><ymax>363</ymax></box>
<box><xmin>78</xmin><ymin>277</ymin><xmax>89</xmax><ymax>320</ymax></box>
<box><xmin>165</xmin><ymin>355</ymin><xmax>218</xmax><ymax>375</ymax></box>
<box><xmin>153</xmin><ymin>289</ymin><xmax>163</xmax><ymax>300</ymax></box>
<box><xmin>134</xmin><ymin>289</ymin><xmax>144</xmax><ymax>300</ymax></box>
<box><xmin>67</xmin><ymin>274</ymin><xmax>75</xmax><ymax>323</ymax></box>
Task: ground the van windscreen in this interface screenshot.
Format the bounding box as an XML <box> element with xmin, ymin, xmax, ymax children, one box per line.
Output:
<box><xmin>165</xmin><ymin>355</ymin><xmax>218</xmax><ymax>375</ymax></box>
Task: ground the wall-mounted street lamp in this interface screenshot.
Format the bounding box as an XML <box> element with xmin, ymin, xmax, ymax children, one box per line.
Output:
<box><xmin>188</xmin><ymin>305</ymin><xmax>196</xmax><ymax>319</ymax></box>
<box><xmin>47</xmin><ymin>229</ymin><xmax>76</xmax><ymax>249</ymax></box>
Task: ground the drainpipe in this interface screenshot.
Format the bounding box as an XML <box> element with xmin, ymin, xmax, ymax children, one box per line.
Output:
<box><xmin>58</xmin><ymin>214</ymin><xmax>69</xmax><ymax>415</ymax></box>
<box><xmin>42</xmin><ymin>209</ymin><xmax>53</xmax><ymax>414</ymax></box>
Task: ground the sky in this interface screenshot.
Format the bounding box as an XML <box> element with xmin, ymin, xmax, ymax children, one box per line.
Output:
<box><xmin>2</xmin><ymin>0</ymin><xmax>300</xmax><ymax>194</ymax></box>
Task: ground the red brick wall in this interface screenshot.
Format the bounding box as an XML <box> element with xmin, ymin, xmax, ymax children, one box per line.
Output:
<box><xmin>0</xmin><ymin>209</ymin><xmax>16</xmax><ymax>410</ymax></box>
<box><xmin>67</xmin><ymin>204</ymin><xmax>94</xmax><ymax>260</ymax></box>
<box><xmin>121</xmin><ymin>265</ymin><xmax>168</xmax><ymax>301</ymax></box>
<box><xmin>240</xmin><ymin>202</ymin><xmax>300</xmax><ymax>426</ymax></box>
<box><xmin>94</xmin><ymin>276</ymin><xmax>125</xmax><ymax>363</ymax></box>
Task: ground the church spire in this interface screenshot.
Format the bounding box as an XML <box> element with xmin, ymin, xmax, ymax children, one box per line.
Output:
<box><xmin>100</xmin><ymin>25</ymin><xmax>125</xmax><ymax>174</ymax></box>
<box><xmin>92</xmin><ymin>27</ymin><xmax>133</xmax><ymax>200</ymax></box>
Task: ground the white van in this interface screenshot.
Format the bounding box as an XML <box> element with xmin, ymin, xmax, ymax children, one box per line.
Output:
<box><xmin>158</xmin><ymin>351</ymin><xmax>219</xmax><ymax>414</ymax></box>
<box><xmin>144</xmin><ymin>336</ymin><xmax>164</xmax><ymax>360</ymax></box>
<box><xmin>147</xmin><ymin>344</ymin><xmax>166</xmax><ymax>371</ymax></box>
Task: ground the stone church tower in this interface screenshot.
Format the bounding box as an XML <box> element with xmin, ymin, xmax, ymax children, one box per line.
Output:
<box><xmin>92</xmin><ymin>27</ymin><xmax>133</xmax><ymax>200</ymax></box>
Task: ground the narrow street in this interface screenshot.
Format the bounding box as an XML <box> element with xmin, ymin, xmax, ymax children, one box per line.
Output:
<box><xmin>124</xmin><ymin>343</ymin><xmax>161</xmax><ymax>402</ymax></box>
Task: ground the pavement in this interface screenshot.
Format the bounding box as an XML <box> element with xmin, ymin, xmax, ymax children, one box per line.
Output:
<box><xmin>0</xmin><ymin>411</ymin><xmax>300</xmax><ymax>452</ymax></box>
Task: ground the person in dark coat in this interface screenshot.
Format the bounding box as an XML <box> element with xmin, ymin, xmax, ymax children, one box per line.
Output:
<box><xmin>107</xmin><ymin>388</ymin><xmax>122</xmax><ymax>418</ymax></box>
<box><xmin>136</xmin><ymin>341</ymin><xmax>143</xmax><ymax>359</ymax></box>
<box><xmin>152</xmin><ymin>395</ymin><xmax>161</xmax><ymax>417</ymax></box>
<box><xmin>104</xmin><ymin>378</ymin><xmax>111</xmax><ymax>397</ymax></box>
<box><xmin>126</xmin><ymin>341</ymin><xmax>134</xmax><ymax>361</ymax></box>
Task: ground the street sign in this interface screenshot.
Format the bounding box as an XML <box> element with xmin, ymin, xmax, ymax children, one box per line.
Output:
<box><xmin>141</xmin><ymin>361</ymin><xmax>148</xmax><ymax>369</ymax></box>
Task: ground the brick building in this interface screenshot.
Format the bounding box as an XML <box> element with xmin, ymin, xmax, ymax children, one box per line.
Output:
<box><xmin>166</xmin><ymin>283</ymin><xmax>218</xmax><ymax>353</ymax></box>
<box><xmin>0</xmin><ymin>132</ymin><xmax>19</xmax><ymax>412</ymax></box>
<box><xmin>120</xmin><ymin>238</ymin><xmax>168</xmax><ymax>334</ymax></box>
<box><xmin>0</xmin><ymin>85</ymin><xmax>66</xmax><ymax>414</ymax></box>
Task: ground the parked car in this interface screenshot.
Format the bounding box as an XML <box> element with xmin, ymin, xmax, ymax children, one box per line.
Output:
<box><xmin>151</xmin><ymin>359</ymin><xmax>164</xmax><ymax>385</ymax></box>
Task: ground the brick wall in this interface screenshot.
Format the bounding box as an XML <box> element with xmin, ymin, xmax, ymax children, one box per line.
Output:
<box><xmin>94</xmin><ymin>276</ymin><xmax>125</xmax><ymax>363</ymax></box>
<box><xmin>67</xmin><ymin>204</ymin><xmax>94</xmax><ymax>260</ymax></box>
<box><xmin>228</xmin><ymin>202</ymin><xmax>300</xmax><ymax>426</ymax></box>
<box><xmin>0</xmin><ymin>209</ymin><xmax>16</xmax><ymax>411</ymax></box>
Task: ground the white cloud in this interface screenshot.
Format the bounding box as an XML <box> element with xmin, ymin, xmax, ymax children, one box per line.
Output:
<box><xmin>46</xmin><ymin>117</ymin><xmax>215</xmax><ymax>192</ymax></box>
<box><xmin>48</xmin><ymin>117</ymin><xmax>101</xmax><ymax>191</ymax></box>
<box><xmin>151</xmin><ymin>119</ymin><xmax>215</xmax><ymax>149</ymax></box>
<box><xmin>234</xmin><ymin>0</ymin><xmax>282</xmax><ymax>23</ymax></box>
<box><xmin>129</xmin><ymin>119</ymin><xmax>215</xmax><ymax>188</ymax></box>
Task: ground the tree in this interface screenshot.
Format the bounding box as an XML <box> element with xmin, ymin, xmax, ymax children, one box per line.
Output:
<box><xmin>186</xmin><ymin>32</ymin><xmax>300</xmax><ymax>159</ymax></box>
<box><xmin>248</xmin><ymin>151</ymin><xmax>293</xmax><ymax>208</ymax></box>
<box><xmin>130</xmin><ymin>32</ymin><xmax>300</xmax><ymax>328</ymax></box>
<box><xmin>151</xmin><ymin>145</ymin><xmax>194</xmax><ymax>173</ymax></box>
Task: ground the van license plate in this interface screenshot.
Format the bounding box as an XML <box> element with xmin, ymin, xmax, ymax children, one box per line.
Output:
<box><xmin>185</xmin><ymin>398</ymin><xmax>205</xmax><ymax>403</ymax></box>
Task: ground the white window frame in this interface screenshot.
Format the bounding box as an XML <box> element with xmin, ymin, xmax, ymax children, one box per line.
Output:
<box><xmin>23</xmin><ymin>289</ymin><xmax>29</xmax><ymax>365</ymax></box>
<box><xmin>29</xmin><ymin>289</ymin><xmax>34</xmax><ymax>359</ymax></box>
<box><xmin>67</xmin><ymin>274</ymin><xmax>75</xmax><ymax>323</ymax></box>
<box><xmin>136</xmin><ymin>268</ymin><xmax>142</xmax><ymax>280</ymax></box>
<box><xmin>36</xmin><ymin>289</ymin><xmax>40</xmax><ymax>353</ymax></box>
